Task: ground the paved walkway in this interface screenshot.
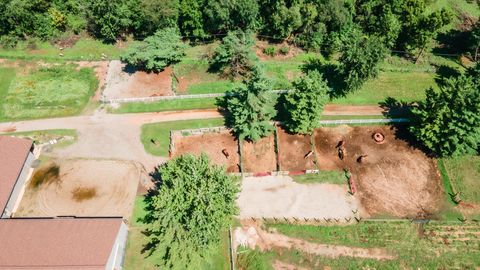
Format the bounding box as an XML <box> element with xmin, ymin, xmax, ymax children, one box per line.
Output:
<box><xmin>0</xmin><ymin>105</ymin><xmax>386</xmax><ymax>171</ymax></box>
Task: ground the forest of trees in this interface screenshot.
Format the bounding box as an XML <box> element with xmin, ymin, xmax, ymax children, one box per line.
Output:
<box><xmin>2</xmin><ymin>0</ymin><xmax>476</xmax><ymax>58</ymax></box>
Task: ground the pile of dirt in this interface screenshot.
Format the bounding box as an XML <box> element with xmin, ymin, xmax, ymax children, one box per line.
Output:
<box><xmin>314</xmin><ymin>125</ymin><xmax>444</xmax><ymax>218</ymax></box>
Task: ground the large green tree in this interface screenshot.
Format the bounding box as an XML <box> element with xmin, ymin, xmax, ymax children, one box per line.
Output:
<box><xmin>410</xmin><ymin>71</ymin><xmax>480</xmax><ymax>157</ymax></box>
<box><xmin>144</xmin><ymin>154</ymin><xmax>239</xmax><ymax>269</ymax></box>
<box><xmin>209</xmin><ymin>30</ymin><xmax>258</xmax><ymax>78</ymax></box>
<box><xmin>120</xmin><ymin>28</ymin><xmax>187</xmax><ymax>72</ymax></box>
<box><xmin>338</xmin><ymin>26</ymin><xmax>387</xmax><ymax>91</ymax></box>
<box><xmin>203</xmin><ymin>0</ymin><xmax>259</xmax><ymax>33</ymax></box>
<box><xmin>178</xmin><ymin>0</ymin><xmax>206</xmax><ymax>38</ymax></box>
<box><xmin>225</xmin><ymin>68</ymin><xmax>276</xmax><ymax>141</ymax></box>
<box><xmin>138</xmin><ymin>0</ymin><xmax>179</xmax><ymax>37</ymax></box>
<box><xmin>85</xmin><ymin>0</ymin><xmax>141</xmax><ymax>42</ymax></box>
<box><xmin>282</xmin><ymin>70</ymin><xmax>329</xmax><ymax>134</ymax></box>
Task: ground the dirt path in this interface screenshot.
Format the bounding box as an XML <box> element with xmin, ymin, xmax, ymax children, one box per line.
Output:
<box><xmin>0</xmin><ymin>105</ymin><xmax>384</xmax><ymax>171</ymax></box>
<box><xmin>323</xmin><ymin>105</ymin><xmax>385</xmax><ymax>116</ymax></box>
<box><xmin>235</xmin><ymin>223</ymin><xmax>396</xmax><ymax>261</ymax></box>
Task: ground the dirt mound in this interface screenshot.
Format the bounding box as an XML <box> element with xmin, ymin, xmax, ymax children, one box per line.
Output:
<box><xmin>314</xmin><ymin>125</ymin><xmax>443</xmax><ymax>218</ymax></box>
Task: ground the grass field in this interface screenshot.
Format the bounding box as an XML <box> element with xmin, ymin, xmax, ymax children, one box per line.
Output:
<box><xmin>0</xmin><ymin>38</ymin><xmax>127</xmax><ymax>61</ymax></box>
<box><xmin>291</xmin><ymin>171</ymin><xmax>347</xmax><ymax>185</ymax></box>
<box><xmin>141</xmin><ymin>118</ymin><xmax>225</xmax><ymax>156</ymax></box>
<box><xmin>124</xmin><ymin>196</ymin><xmax>230</xmax><ymax>270</ymax></box>
<box><xmin>0</xmin><ymin>68</ymin><xmax>16</xmax><ymax>118</ymax></box>
<box><xmin>0</xmin><ymin>65</ymin><xmax>97</xmax><ymax>121</ymax></box>
<box><xmin>111</xmin><ymin>98</ymin><xmax>218</xmax><ymax>114</ymax></box>
<box><xmin>4</xmin><ymin>129</ymin><xmax>77</xmax><ymax>148</ymax></box>
<box><xmin>441</xmin><ymin>155</ymin><xmax>480</xmax><ymax>204</ymax></box>
<box><xmin>332</xmin><ymin>71</ymin><xmax>436</xmax><ymax>105</ymax></box>
<box><xmin>236</xmin><ymin>221</ymin><xmax>480</xmax><ymax>269</ymax></box>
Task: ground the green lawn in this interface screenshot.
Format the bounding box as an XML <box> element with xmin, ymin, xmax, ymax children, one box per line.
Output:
<box><xmin>111</xmin><ymin>98</ymin><xmax>218</xmax><ymax>114</ymax></box>
<box><xmin>332</xmin><ymin>71</ymin><xmax>437</xmax><ymax>105</ymax></box>
<box><xmin>0</xmin><ymin>38</ymin><xmax>128</xmax><ymax>61</ymax></box>
<box><xmin>4</xmin><ymin>129</ymin><xmax>77</xmax><ymax>148</ymax></box>
<box><xmin>237</xmin><ymin>221</ymin><xmax>480</xmax><ymax>269</ymax></box>
<box><xmin>291</xmin><ymin>171</ymin><xmax>347</xmax><ymax>185</ymax></box>
<box><xmin>0</xmin><ymin>65</ymin><xmax>97</xmax><ymax>121</ymax></box>
<box><xmin>441</xmin><ymin>155</ymin><xmax>480</xmax><ymax>204</ymax></box>
<box><xmin>124</xmin><ymin>196</ymin><xmax>230</xmax><ymax>270</ymax></box>
<box><xmin>0</xmin><ymin>68</ymin><xmax>16</xmax><ymax>117</ymax></box>
<box><xmin>141</xmin><ymin>118</ymin><xmax>225</xmax><ymax>157</ymax></box>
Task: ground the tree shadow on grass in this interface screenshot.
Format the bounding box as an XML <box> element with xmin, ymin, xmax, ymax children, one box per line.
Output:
<box><xmin>301</xmin><ymin>58</ymin><xmax>348</xmax><ymax>99</ymax></box>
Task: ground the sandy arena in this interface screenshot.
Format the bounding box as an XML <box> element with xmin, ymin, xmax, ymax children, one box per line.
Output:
<box><xmin>16</xmin><ymin>159</ymin><xmax>141</xmax><ymax>219</ymax></box>
<box><xmin>237</xmin><ymin>176</ymin><xmax>361</xmax><ymax>219</ymax></box>
<box><xmin>103</xmin><ymin>60</ymin><xmax>173</xmax><ymax>99</ymax></box>
<box><xmin>314</xmin><ymin>125</ymin><xmax>444</xmax><ymax>218</ymax></box>
<box><xmin>242</xmin><ymin>135</ymin><xmax>277</xmax><ymax>173</ymax></box>
<box><xmin>171</xmin><ymin>130</ymin><xmax>240</xmax><ymax>172</ymax></box>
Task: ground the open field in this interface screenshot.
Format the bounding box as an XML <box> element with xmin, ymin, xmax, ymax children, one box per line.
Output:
<box><xmin>237</xmin><ymin>176</ymin><xmax>360</xmax><ymax>219</ymax></box>
<box><xmin>140</xmin><ymin>118</ymin><xmax>225</xmax><ymax>156</ymax></box>
<box><xmin>0</xmin><ymin>64</ymin><xmax>97</xmax><ymax>121</ymax></box>
<box><xmin>234</xmin><ymin>221</ymin><xmax>480</xmax><ymax>269</ymax></box>
<box><xmin>110</xmin><ymin>97</ymin><xmax>218</xmax><ymax>114</ymax></box>
<box><xmin>313</xmin><ymin>125</ymin><xmax>443</xmax><ymax>218</ymax></box>
<box><xmin>124</xmin><ymin>196</ymin><xmax>230</xmax><ymax>270</ymax></box>
<box><xmin>16</xmin><ymin>159</ymin><xmax>141</xmax><ymax>218</ymax></box>
<box><xmin>171</xmin><ymin>129</ymin><xmax>240</xmax><ymax>172</ymax></box>
<box><xmin>0</xmin><ymin>67</ymin><xmax>16</xmax><ymax>118</ymax></box>
<box><xmin>276</xmin><ymin>126</ymin><xmax>315</xmax><ymax>172</ymax></box>
<box><xmin>242</xmin><ymin>135</ymin><xmax>277</xmax><ymax>174</ymax></box>
<box><xmin>291</xmin><ymin>171</ymin><xmax>348</xmax><ymax>185</ymax></box>
<box><xmin>441</xmin><ymin>156</ymin><xmax>480</xmax><ymax>204</ymax></box>
<box><xmin>103</xmin><ymin>60</ymin><xmax>173</xmax><ymax>99</ymax></box>
<box><xmin>0</xmin><ymin>38</ymin><xmax>128</xmax><ymax>61</ymax></box>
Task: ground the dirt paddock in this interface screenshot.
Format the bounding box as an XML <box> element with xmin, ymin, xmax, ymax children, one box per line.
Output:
<box><xmin>276</xmin><ymin>126</ymin><xmax>315</xmax><ymax>172</ymax></box>
<box><xmin>171</xmin><ymin>130</ymin><xmax>240</xmax><ymax>172</ymax></box>
<box><xmin>16</xmin><ymin>159</ymin><xmax>141</xmax><ymax>219</ymax></box>
<box><xmin>242</xmin><ymin>135</ymin><xmax>277</xmax><ymax>173</ymax></box>
<box><xmin>103</xmin><ymin>60</ymin><xmax>173</xmax><ymax>99</ymax></box>
<box><xmin>314</xmin><ymin>125</ymin><xmax>443</xmax><ymax>218</ymax></box>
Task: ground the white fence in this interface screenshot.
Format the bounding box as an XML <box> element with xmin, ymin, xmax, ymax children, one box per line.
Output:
<box><xmin>101</xmin><ymin>89</ymin><xmax>291</xmax><ymax>104</ymax></box>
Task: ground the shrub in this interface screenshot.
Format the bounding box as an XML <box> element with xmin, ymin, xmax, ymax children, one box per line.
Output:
<box><xmin>0</xmin><ymin>35</ymin><xmax>19</xmax><ymax>49</ymax></box>
<box><xmin>263</xmin><ymin>46</ymin><xmax>276</xmax><ymax>56</ymax></box>
<box><xmin>279</xmin><ymin>46</ymin><xmax>290</xmax><ymax>55</ymax></box>
<box><xmin>120</xmin><ymin>28</ymin><xmax>187</xmax><ymax>72</ymax></box>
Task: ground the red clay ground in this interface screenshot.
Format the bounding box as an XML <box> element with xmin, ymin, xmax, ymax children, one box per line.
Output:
<box><xmin>242</xmin><ymin>135</ymin><xmax>277</xmax><ymax>174</ymax></box>
<box><xmin>314</xmin><ymin>125</ymin><xmax>443</xmax><ymax>218</ymax></box>
<box><xmin>276</xmin><ymin>126</ymin><xmax>316</xmax><ymax>172</ymax></box>
<box><xmin>103</xmin><ymin>60</ymin><xmax>173</xmax><ymax>99</ymax></box>
<box><xmin>171</xmin><ymin>130</ymin><xmax>240</xmax><ymax>172</ymax></box>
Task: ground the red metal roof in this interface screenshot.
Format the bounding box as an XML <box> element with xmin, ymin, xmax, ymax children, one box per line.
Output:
<box><xmin>0</xmin><ymin>217</ymin><xmax>123</xmax><ymax>269</ymax></box>
<box><xmin>0</xmin><ymin>136</ymin><xmax>33</xmax><ymax>214</ymax></box>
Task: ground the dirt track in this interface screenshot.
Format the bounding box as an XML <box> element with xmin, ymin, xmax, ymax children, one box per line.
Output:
<box><xmin>16</xmin><ymin>159</ymin><xmax>141</xmax><ymax>219</ymax></box>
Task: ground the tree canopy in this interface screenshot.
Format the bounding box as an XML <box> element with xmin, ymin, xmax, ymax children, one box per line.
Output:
<box><xmin>410</xmin><ymin>67</ymin><xmax>480</xmax><ymax>157</ymax></box>
<box><xmin>120</xmin><ymin>28</ymin><xmax>187</xmax><ymax>72</ymax></box>
<box><xmin>225</xmin><ymin>68</ymin><xmax>276</xmax><ymax>141</ymax></box>
<box><xmin>282</xmin><ymin>70</ymin><xmax>330</xmax><ymax>134</ymax></box>
<box><xmin>143</xmin><ymin>154</ymin><xmax>239</xmax><ymax>269</ymax></box>
<box><xmin>209</xmin><ymin>30</ymin><xmax>258</xmax><ymax>78</ymax></box>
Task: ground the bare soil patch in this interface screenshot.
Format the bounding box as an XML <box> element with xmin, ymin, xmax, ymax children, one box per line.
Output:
<box><xmin>276</xmin><ymin>126</ymin><xmax>315</xmax><ymax>172</ymax></box>
<box><xmin>171</xmin><ymin>130</ymin><xmax>240</xmax><ymax>172</ymax></box>
<box><xmin>242</xmin><ymin>135</ymin><xmax>277</xmax><ymax>173</ymax></box>
<box><xmin>16</xmin><ymin>159</ymin><xmax>141</xmax><ymax>219</ymax></box>
<box><xmin>314</xmin><ymin>125</ymin><xmax>443</xmax><ymax>218</ymax></box>
<box><xmin>255</xmin><ymin>41</ymin><xmax>303</xmax><ymax>60</ymax></box>
<box><xmin>103</xmin><ymin>60</ymin><xmax>173</xmax><ymax>99</ymax></box>
<box><xmin>237</xmin><ymin>176</ymin><xmax>360</xmax><ymax>219</ymax></box>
